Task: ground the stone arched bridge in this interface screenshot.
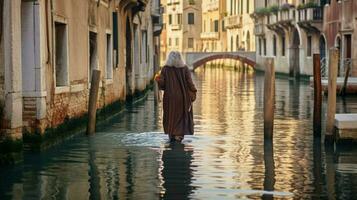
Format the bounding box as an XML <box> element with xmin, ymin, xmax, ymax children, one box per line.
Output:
<box><xmin>184</xmin><ymin>51</ymin><xmax>256</xmax><ymax>71</ymax></box>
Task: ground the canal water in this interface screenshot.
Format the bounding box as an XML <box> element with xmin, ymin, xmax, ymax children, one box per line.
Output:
<box><xmin>1</xmin><ymin>64</ymin><xmax>357</xmax><ymax>199</ymax></box>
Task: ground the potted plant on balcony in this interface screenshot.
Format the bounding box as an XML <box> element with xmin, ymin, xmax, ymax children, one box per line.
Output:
<box><xmin>254</xmin><ymin>7</ymin><xmax>270</xmax><ymax>17</ymax></box>
<box><xmin>269</xmin><ymin>4</ymin><xmax>280</xmax><ymax>14</ymax></box>
<box><xmin>297</xmin><ymin>1</ymin><xmax>318</xmax><ymax>10</ymax></box>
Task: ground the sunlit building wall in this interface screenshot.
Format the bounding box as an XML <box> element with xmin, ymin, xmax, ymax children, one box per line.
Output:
<box><xmin>201</xmin><ymin>0</ymin><xmax>227</xmax><ymax>52</ymax></box>
<box><xmin>225</xmin><ymin>0</ymin><xmax>255</xmax><ymax>52</ymax></box>
<box><xmin>164</xmin><ymin>0</ymin><xmax>202</xmax><ymax>55</ymax></box>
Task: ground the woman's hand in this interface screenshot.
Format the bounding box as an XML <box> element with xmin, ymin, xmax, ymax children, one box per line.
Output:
<box><xmin>154</xmin><ymin>73</ymin><xmax>161</xmax><ymax>81</ymax></box>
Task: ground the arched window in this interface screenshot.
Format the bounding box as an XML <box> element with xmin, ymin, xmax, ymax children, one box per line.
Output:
<box><xmin>231</xmin><ymin>36</ymin><xmax>234</xmax><ymax>52</ymax></box>
<box><xmin>236</xmin><ymin>35</ymin><xmax>239</xmax><ymax>51</ymax></box>
<box><xmin>259</xmin><ymin>38</ymin><xmax>262</xmax><ymax>55</ymax></box>
<box><xmin>246</xmin><ymin>31</ymin><xmax>250</xmax><ymax>51</ymax></box>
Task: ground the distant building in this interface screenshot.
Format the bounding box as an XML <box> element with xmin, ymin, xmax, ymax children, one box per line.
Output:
<box><xmin>225</xmin><ymin>0</ymin><xmax>255</xmax><ymax>52</ymax></box>
<box><xmin>201</xmin><ymin>0</ymin><xmax>227</xmax><ymax>52</ymax></box>
<box><xmin>0</xmin><ymin>0</ymin><xmax>162</xmax><ymax>161</ymax></box>
<box><xmin>163</xmin><ymin>0</ymin><xmax>202</xmax><ymax>55</ymax></box>
<box><xmin>252</xmin><ymin>0</ymin><xmax>326</xmax><ymax>77</ymax></box>
<box><xmin>160</xmin><ymin>0</ymin><xmax>168</xmax><ymax>65</ymax></box>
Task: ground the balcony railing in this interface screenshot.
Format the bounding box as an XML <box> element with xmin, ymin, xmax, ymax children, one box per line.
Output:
<box><xmin>203</xmin><ymin>0</ymin><xmax>219</xmax><ymax>12</ymax></box>
<box><xmin>278</xmin><ymin>9</ymin><xmax>295</xmax><ymax>22</ymax></box>
<box><xmin>267</xmin><ymin>14</ymin><xmax>278</xmax><ymax>25</ymax></box>
<box><xmin>200</xmin><ymin>32</ymin><xmax>219</xmax><ymax>40</ymax></box>
<box><xmin>298</xmin><ymin>7</ymin><xmax>322</xmax><ymax>22</ymax></box>
<box><xmin>224</xmin><ymin>15</ymin><xmax>243</xmax><ymax>29</ymax></box>
<box><xmin>151</xmin><ymin>4</ymin><xmax>163</xmax><ymax>17</ymax></box>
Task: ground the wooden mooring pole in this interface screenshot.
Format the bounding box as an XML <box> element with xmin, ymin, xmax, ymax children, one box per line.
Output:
<box><xmin>326</xmin><ymin>48</ymin><xmax>338</xmax><ymax>142</ymax></box>
<box><xmin>87</xmin><ymin>69</ymin><xmax>101</xmax><ymax>135</ymax></box>
<box><xmin>264</xmin><ymin>58</ymin><xmax>275</xmax><ymax>140</ymax></box>
<box><xmin>313</xmin><ymin>54</ymin><xmax>322</xmax><ymax>137</ymax></box>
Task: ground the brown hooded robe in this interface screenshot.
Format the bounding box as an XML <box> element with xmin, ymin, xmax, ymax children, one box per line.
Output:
<box><xmin>157</xmin><ymin>65</ymin><xmax>197</xmax><ymax>136</ymax></box>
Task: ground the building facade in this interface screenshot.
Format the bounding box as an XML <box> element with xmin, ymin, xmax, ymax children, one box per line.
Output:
<box><xmin>323</xmin><ymin>0</ymin><xmax>356</xmax><ymax>77</ymax></box>
<box><xmin>201</xmin><ymin>0</ymin><xmax>227</xmax><ymax>52</ymax></box>
<box><xmin>225</xmin><ymin>0</ymin><xmax>255</xmax><ymax>52</ymax></box>
<box><xmin>163</xmin><ymin>0</ymin><xmax>202</xmax><ymax>55</ymax></box>
<box><xmin>0</xmin><ymin>0</ymin><xmax>162</xmax><ymax>162</ymax></box>
<box><xmin>252</xmin><ymin>0</ymin><xmax>326</xmax><ymax>76</ymax></box>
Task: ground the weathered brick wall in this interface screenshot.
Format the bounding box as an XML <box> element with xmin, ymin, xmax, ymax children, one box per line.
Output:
<box><xmin>35</xmin><ymin>79</ymin><xmax>123</xmax><ymax>134</ymax></box>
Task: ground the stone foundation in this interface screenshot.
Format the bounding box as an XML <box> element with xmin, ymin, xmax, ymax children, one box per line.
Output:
<box><xmin>23</xmin><ymin>83</ymin><xmax>152</xmax><ymax>151</ymax></box>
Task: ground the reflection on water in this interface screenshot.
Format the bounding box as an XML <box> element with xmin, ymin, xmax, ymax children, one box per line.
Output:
<box><xmin>1</xmin><ymin>64</ymin><xmax>357</xmax><ymax>199</ymax></box>
<box><xmin>161</xmin><ymin>143</ymin><xmax>195</xmax><ymax>200</ymax></box>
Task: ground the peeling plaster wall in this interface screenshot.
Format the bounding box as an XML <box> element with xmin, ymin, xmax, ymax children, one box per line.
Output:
<box><xmin>19</xmin><ymin>0</ymin><xmax>156</xmax><ymax>134</ymax></box>
<box><xmin>0</xmin><ymin>0</ymin><xmax>155</xmax><ymax>139</ymax></box>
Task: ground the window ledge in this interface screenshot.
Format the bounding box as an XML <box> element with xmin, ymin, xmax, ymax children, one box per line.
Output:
<box><xmin>105</xmin><ymin>79</ymin><xmax>113</xmax><ymax>85</ymax></box>
<box><xmin>55</xmin><ymin>86</ymin><xmax>70</xmax><ymax>94</ymax></box>
<box><xmin>23</xmin><ymin>91</ymin><xmax>47</xmax><ymax>97</ymax></box>
<box><xmin>70</xmin><ymin>83</ymin><xmax>85</xmax><ymax>93</ymax></box>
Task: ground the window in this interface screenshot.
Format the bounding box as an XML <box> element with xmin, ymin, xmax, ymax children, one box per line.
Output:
<box><xmin>263</xmin><ymin>38</ymin><xmax>267</xmax><ymax>56</ymax></box>
<box><xmin>175</xmin><ymin>38</ymin><xmax>179</xmax><ymax>46</ymax></box>
<box><xmin>142</xmin><ymin>31</ymin><xmax>148</xmax><ymax>63</ymax></box>
<box><xmin>282</xmin><ymin>36</ymin><xmax>286</xmax><ymax>56</ymax></box>
<box><xmin>214</xmin><ymin>20</ymin><xmax>219</xmax><ymax>32</ymax></box>
<box><xmin>273</xmin><ymin>35</ymin><xmax>277</xmax><ymax>56</ymax></box>
<box><xmin>204</xmin><ymin>20</ymin><xmax>206</xmax><ymax>32</ymax></box>
<box><xmin>106</xmin><ymin>34</ymin><xmax>113</xmax><ymax>79</ymax></box>
<box><xmin>89</xmin><ymin>31</ymin><xmax>98</xmax><ymax>81</ymax></box>
<box><xmin>236</xmin><ymin>35</ymin><xmax>239</xmax><ymax>50</ymax></box>
<box><xmin>169</xmin><ymin>14</ymin><xmax>172</xmax><ymax>24</ymax></box>
<box><xmin>222</xmin><ymin>20</ymin><xmax>226</xmax><ymax>32</ymax></box>
<box><xmin>241</xmin><ymin>0</ymin><xmax>243</xmax><ymax>14</ymax></box>
<box><xmin>230</xmin><ymin>0</ymin><xmax>233</xmax><ymax>14</ymax></box>
<box><xmin>345</xmin><ymin>34</ymin><xmax>352</xmax><ymax>58</ymax></box>
<box><xmin>54</xmin><ymin>22</ymin><xmax>69</xmax><ymax>87</ymax></box>
<box><xmin>112</xmin><ymin>12</ymin><xmax>118</xmax><ymax>68</ymax></box>
<box><xmin>247</xmin><ymin>0</ymin><xmax>249</xmax><ymax>13</ymax></box>
<box><xmin>231</xmin><ymin>36</ymin><xmax>233</xmax><ymax>51</ymax></box>
<box><xmin>307</xmin><ymin>36</ymin><xmax>312</xmax><ymax>57</ymax></box>
<box><xmin>177</xmin><ymin>14</ymin><xmax>182</xmax><ymax>24</ymax></box>
<box><xmin>188</xmin><ymin>13</ymin><xmax>194</xmax><ymax>25</ymax></box>
<box><xmin>188</xmin><ymin>38</ymin><xmax>194</xmax><ymax>48</ymax></box>
<box><xmin>168</xmin><ymin>38</ymin><xmax>172</xmax><ymax>46</ymax></box>
<box><xmin>259</xmin><ymin>38</ymin><xmax>262</xmax><ymax>55</ymax></box>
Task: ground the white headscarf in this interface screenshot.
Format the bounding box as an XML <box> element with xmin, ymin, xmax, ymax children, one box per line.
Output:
<box><xmin>165</xmin><ymin>51</ymin><xmax>185</xmax><ymax>68</ymax></box>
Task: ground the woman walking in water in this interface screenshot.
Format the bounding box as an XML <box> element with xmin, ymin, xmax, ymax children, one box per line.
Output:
<box><xmin>155</xmin><ymin>51</ymin><xmax>197</xmax><ymax>142</ymax></box>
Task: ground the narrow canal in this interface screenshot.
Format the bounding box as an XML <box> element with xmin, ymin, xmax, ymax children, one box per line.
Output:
<box><xmin>1</xmin><ymin>64</ymin><xmax>357</xmax><ymax>199</ymax></box>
